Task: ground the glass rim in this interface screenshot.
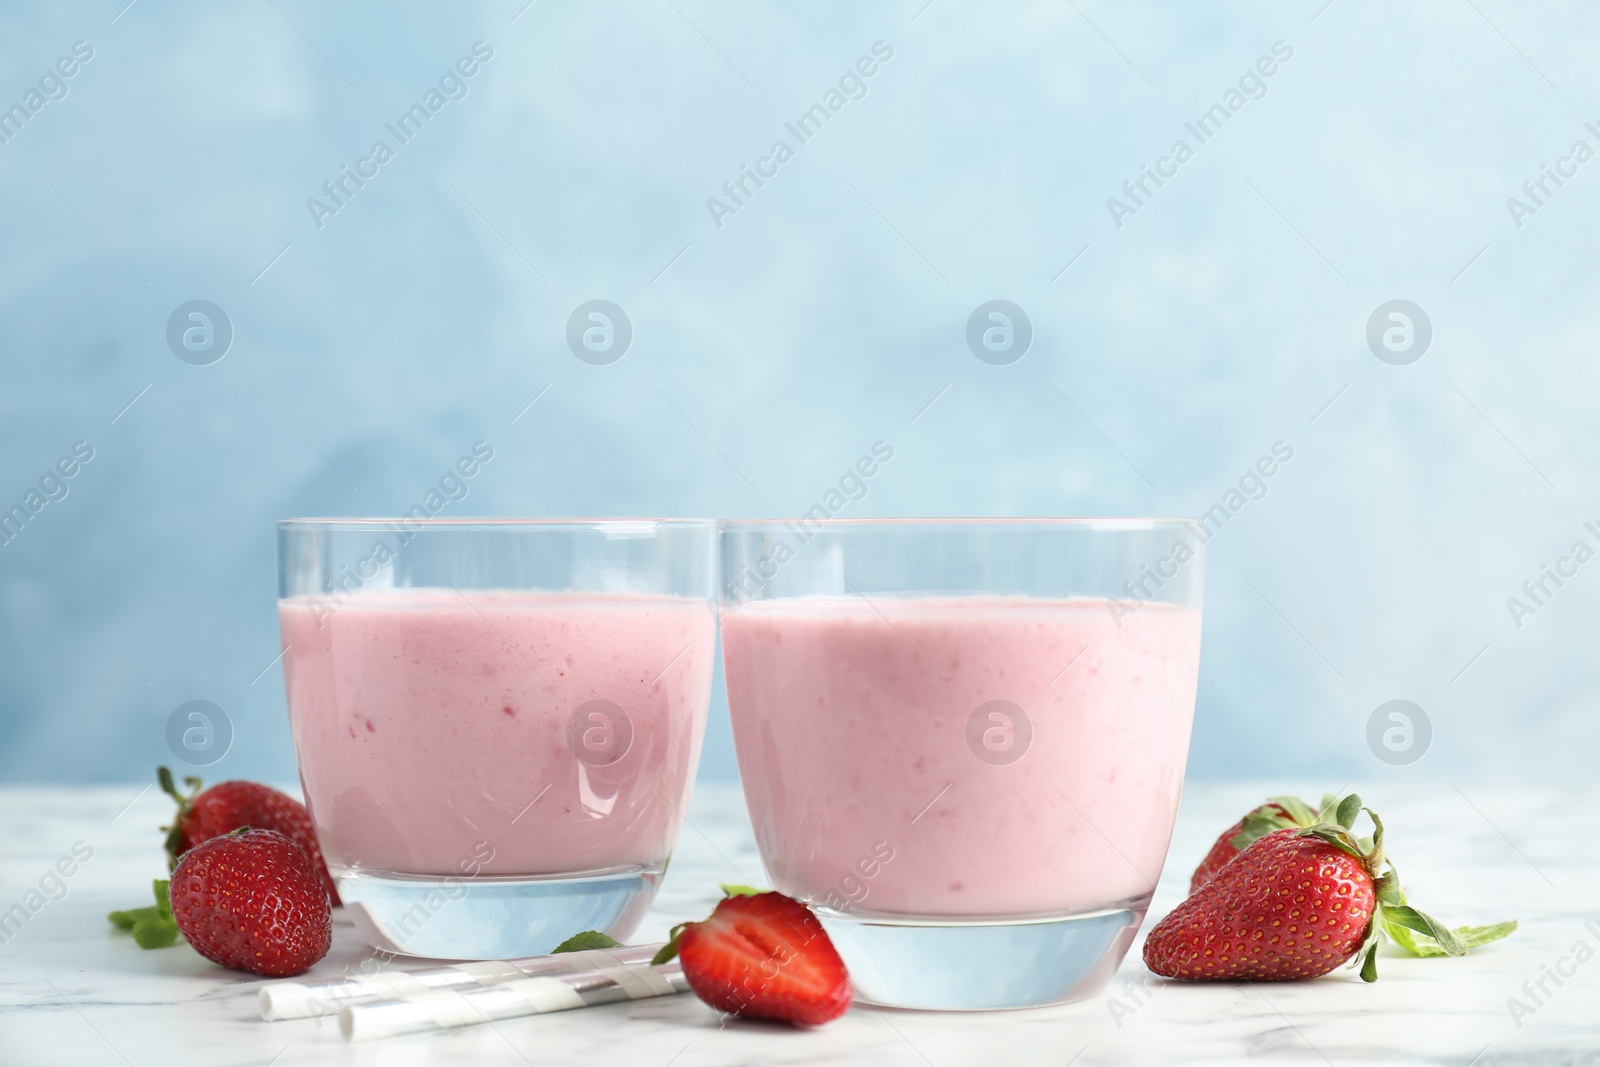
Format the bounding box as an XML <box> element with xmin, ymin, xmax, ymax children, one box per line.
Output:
<box><xmin>277</xmin><ymin>517</ymin><xmax>718</xmax><ymax>531</ymax></box>
<box><xmin>719</xmin><ymin>516</ymin><xmax>1198</xmax><ymax>531</ymax></box>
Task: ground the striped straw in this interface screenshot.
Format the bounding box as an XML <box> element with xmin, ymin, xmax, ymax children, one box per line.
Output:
<box><xmin>260</xmin><ymin>943</ymin><xmax>666</xmax><ymax>1020</ymax></box>
<box><xmin>340</xmin><ymin>959</ymin><xmax>689</xmax><ymax>1041</ymax></box>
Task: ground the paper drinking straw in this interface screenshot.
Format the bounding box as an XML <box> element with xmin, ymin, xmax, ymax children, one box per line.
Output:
<box><xmin>339</xmin><ymin>959</ymin><xmax>689</xmax><ymax>1041</ymax></box>
<box><xmin>260</xmin><ymin>943</ymin><xmax>666</xmax><ymax>1020</ymax></box>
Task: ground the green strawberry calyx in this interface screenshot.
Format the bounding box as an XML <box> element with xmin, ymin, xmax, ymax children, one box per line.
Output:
<box><xmin>651</xmin><ymin>884</ymin><xmax>769</xmax><ymax>965</ymax></box>
<box><xmin>1298</xmin><ymin>793</ymin><xmax>1516</xmax><ymax>982</ymax></box>
<box><xmin>157</xmin><ymin>765</ymin><xmax>204</xmax><ymax>872</ymax></box>
<box><xmin>1227</xmin><ymin>793</ymin><xmax>1333</xmax><ymax>853</ymax></box>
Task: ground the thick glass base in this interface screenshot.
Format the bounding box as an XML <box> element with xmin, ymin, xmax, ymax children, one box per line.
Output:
<box><xmin>337</xmin><ymin>865</ymin><xmax>662</xmax><ymax>960</ymax></box>
<box><xmin>817</xmin><ymin>901</ymin><xmax>1147</xmax><ymax>1010</ymax></box>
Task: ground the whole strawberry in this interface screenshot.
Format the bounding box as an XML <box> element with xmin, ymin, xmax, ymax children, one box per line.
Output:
<box><xmin>1146</xmin><ymin>795</ymin><xmax>1516</xmax><ymax>981</ymax></box>
<box><xmin>159</xmin><ymin>767</ymin><xmax>339</xmax><ymax>905</ymax></box>
<box><xmin>169</xmin><ymin>829</ymin><xmax>332</xmax><ymax>977</ymax></box>
<box><xmin>655</xmin><ymin>889</ymin><xmax>852</xmax><ymax>1025</ymax></box>
<box><xmin>1151</xmin><ymin>827</ymin><xmax>1376</xmax><ymax>980</ymax></box>
<box><xmin>1189</xmin><ymin>795</ymin><xmax>1329</xmax><ymax>894</ymax></box>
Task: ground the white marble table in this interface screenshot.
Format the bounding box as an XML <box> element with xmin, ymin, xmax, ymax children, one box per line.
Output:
<box><xmin>2</xmin><ymin>781</ymin><xmax>1595</xmax><ymax>1066</ymax></box>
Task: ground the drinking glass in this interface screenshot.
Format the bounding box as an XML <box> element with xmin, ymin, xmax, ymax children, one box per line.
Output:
<box><xmin>278</xmin><ymin>518</ymin><xmax>717</xmax><ymax>959</ymax></box>
<box><xmin>719</xmin><ymin>518</ymin><xmax>1203</xmax><ymax>1009</ymax></box>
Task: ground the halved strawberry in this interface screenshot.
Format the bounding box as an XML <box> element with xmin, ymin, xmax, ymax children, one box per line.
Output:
<box><xmin>656</xmin><ymin>891</ymin><xmax>851</xmax><ymax>1025</ymax></box>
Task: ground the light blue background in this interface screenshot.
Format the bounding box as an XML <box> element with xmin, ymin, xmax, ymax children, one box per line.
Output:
<box><xmin>1</xmin><ymin>1</ymin><xmax>1593</xmax><ymax>785</ymax></box>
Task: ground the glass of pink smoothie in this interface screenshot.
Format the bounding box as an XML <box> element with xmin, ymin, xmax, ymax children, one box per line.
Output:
<box><xmin>278</xmin><ymin>518</ymin><xmax>716</xmax><ymax>959</ymax></box>
<box><xmin>720</xmin><ymin>518</ymin><xmax>1203</xmax><ymax>1009</ymax></box>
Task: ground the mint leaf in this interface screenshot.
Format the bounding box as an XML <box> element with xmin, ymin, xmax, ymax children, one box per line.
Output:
<box><xmin>1384</xmin><ymin>904</ymin><xmax>1467</xmax><ymax>956</ymax></box>
<box><xmin>1385</xmin><ymin>918</ymin><xmax>1429</xmax><ymax>956</ymax></box>
<box><xmin>551</xmin><ymin>930</ymin><xmax>622</xmax><ymax>953</ymax></box>
<box><xmin>107</xmin><ymin>906</ymin><xmax>158</xmax><ymax>930</ymax></box>
<box><xmin>130</xmin><ymin>916</ymin><xmax>178</xmax><ymax>949</ymax></box>
<box><xmin>109</xmin><ymin>878</ymin><xmax>180</xmax><ymax>949</ymax></box>
<box><xmin>1453</xmin><ymin>921</ymin><xmax>1518</xmax><ymax>949</ymax></box>
<box><xmin>1386</xmin><ymin>915</ymin><xmax>1515</xmax><ymax>958</ymax></box>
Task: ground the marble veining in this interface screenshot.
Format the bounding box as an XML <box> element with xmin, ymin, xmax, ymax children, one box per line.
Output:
<box><xmin>1</xmin><ymin>782</ymin><xmax>1596</xmax><ymax>1066</ymax></box>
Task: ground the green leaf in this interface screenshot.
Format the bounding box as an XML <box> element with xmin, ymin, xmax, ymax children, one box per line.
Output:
<box><xmin>109</xmin><ymin>878</ymin><xmax>181</xmax><ymax>949</ymax></box>
<box><xmin>107</xmin><ymin>906</ymin><xmax>158</xmax><ymax>930</ymax></box>
<box><xmin>130</xmin><ymin>916</ymin><xmax>179</xmax><ymax>949</ymax></box>
<box><xmin>651</xmin><ymin>922</ymin><xmax>691</xmax><ymax>966</ymax></box>
<box><xmin>1230</xmin><ymin>814</ymin><xmax>1275</xmax><ymax>850</ymax></box>
<box><xmin>1316</xmin><ymin>794</ymin><xmax>1340</xmax><ymax>819</ymax></box>
<box><xmin>159</xmin><ymin>767</ymin><xmax>202</xmax><ymax>872</ymax></box>
<box><xmin>1384</xmin><ymin>904</ymin><xmax>1466</xmax><ymax>956</ymax></box>
<box><xmin>1271</xmin><ymin>795</ymin><xmax>1318</xmax><ymax>826</ymax></box>
<box><xmin>1384</xmin><ymin>918</ymin><xmax>1429</xmax><ymax>956</ymax></box>
<box><xmin>1359</xmin><ymin>943</ymin><xmax>1380</xmax><ymax>982</ymax></box>
<box><xmin>1365</xmin><ymin>809</ymin><xmax>1386</xmax><ymax>871</ymax></box>
<box><xmin>1335</xmin><ymin>794</ymin><xmax>1362</xmax><ymax>830</ymax></box>
<box><xmin>1303</xmin><ymin>825</ymin><xmax>1365</xmax><ymax>860</ymax></box>
<box><xmin>1230</xmin><ymin>801</ymin><xmax>1309</xmax><ymax>851</ymax></box>
<box><xmin>1348</xmin><ymin>918</ymin><xmax>1386</xmax><ymax>982</ymax></box>
<box><xmin>1385</xmin><ymin>915</ymin><xmax>1515</xmax><ymax>958</ymax></box>
<box><xmin>719</xmin><ymin>884</ymin><xmax>764</xmax><ymax>898</ymax></box>
<box><xmin>551</xmin><ymin>930</ymin><xmax>622</xmax><ymax>953</ymax></box>
<box><xmin>1453</xmin><ymin>921</ymin><xmax>1518</xmax><ymax>949</ymax></box>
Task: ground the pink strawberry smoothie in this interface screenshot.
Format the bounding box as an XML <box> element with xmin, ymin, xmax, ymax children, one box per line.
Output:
<box><xmin>722</xmin><ymin>595</ymin><xmax>1201</xmax><ymax>918</ymax></box>
<box><xmin>279</xmin><ymin>589</ymin><xmax>714</xmax><ymax>878</ymax></box>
